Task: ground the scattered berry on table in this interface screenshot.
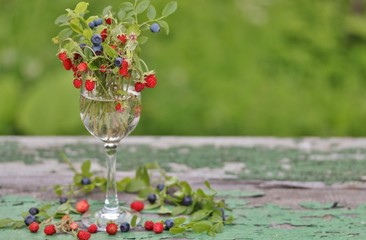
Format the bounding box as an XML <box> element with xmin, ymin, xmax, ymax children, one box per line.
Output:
<box><xmin>182</xmin><ymin>196</ymin><xmax>193</xmax><ymax>206</ymax></box>
<box><xmin>153</xmin><ymin>222</ymin><xmax>164</xmax><ymax>234</ymax></box>
<box><xmin>59</xmin><ymin>196</ymin><xmax>68</xmax><ymax>204</ymax></box>
<box><xmin>76</xmin><ymin>199</ymin><xmax>90</xmax><ymax>213</ymax></box>
<box><xmin>29</xmin><ymin>222</ymin><xmax>39</xmax><ymax>233</ymax></box>
<box><xmin>77</xmin><ymin>230</ymin><xmax>91</xmax><ymax>240</ymax></box>
<box><xmin>144</xmin><ymin>220</ymin><xmax>154</xmax><ymax>231</ymax></box>
<box><xmin>157</xmin><ymin>183</ymin><xmax>164</xmax><ymax>191</ymax></box>
<box><xmin>85</xmin><ymin>80</ymin><xmax>95</xmax><ymax>92</ymax></box>
<box><xmin>29</xmin><ymin>207</ymin><xmax>39</xmax><ymax>216</ymax></box>
<box><xmin>147</xmin><ymin>193</ymin><xmax>157</xmax><ymax>204</ymax></box>
<box><xmin>106</xmin><ymin>223</ymin><xmax>118</xmax><ymax>235</ymax></box>
<box><xmin>120</xmin><ymin>222</ymin><xmax>130</xmax><ymax>232</ymax></box>
<box><xmin>91</xmin><ymin>34</ymin><xmax>102</xmax><ymax>46</ymax></box>
<box><xmin>134</xmin><ymin>82</ymin><xmax>145</xmax><ymax>92</ymax></box>
<box><xmin>150</xmin><ymin>23</ymin><xmax>160</xmax><ymax>33</ymax></box>
<box><xmin>88</xmin><ymin>223</ymin><xmax>98</xmax><ymax>233</ymax></box>
<box><xmin>24</xmin><ymin>215</ymin><xmax>36</xmax><ymax>226</ymax></box>
<box><xmin>44</xmin><ymin>224</ymin><xmax>56</xmax><ymax>235</ymax></box>
<box><xmin>81</xmin><ymin>177</ymin><xmax>91</xmax><ymax>185</ymax></box>
<box><xmin>144</xmin><ymin>74</ymin><xmax>157</xmax><ymax>88</ymax></box>
<box><xmin>164</xmin><ymin>219</ymin><xmax>174</xmax><ymax>230</ymax></box>
<box><xmin>130</xmin><ymin>201</ymin><xmax>144</xmax><ymax>212</ymax></box>
<box><xmin>70</xmin><ymin>222</ymin><xmax>78</xmax><ymax>231</ymax></box>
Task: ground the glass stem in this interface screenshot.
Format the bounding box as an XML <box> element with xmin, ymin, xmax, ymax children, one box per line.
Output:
<box><xmin>103</xmin><ymin>143</ymin><xmax>119</xmax><ymax>213</ymax></box>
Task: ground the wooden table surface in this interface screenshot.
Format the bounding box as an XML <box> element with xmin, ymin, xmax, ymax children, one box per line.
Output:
<box><xmin>1</xmin><ymin>136</ymin><xmax>366</xmax><ymax>239</ymax></box>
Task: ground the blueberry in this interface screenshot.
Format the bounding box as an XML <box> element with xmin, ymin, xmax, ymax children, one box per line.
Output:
<box><xmin>114</xmin><ymin>57</ymin><xmax>123</xmax><ymax>67</ymax></box>
<box><xmin>94</xmin><ymin>18</ymin><xmax>103</xmax><ymax>26</ymax></box>
<box><xmin>92</xmin><ymin>45</ymin><xmax>103</xmax><ymax>55</ymax></box>
<box><xmin>91</xmin><ymin>34</ymin><xmax>102</xmax><ymax>46</ymax></box>
<box><xmin>24</xmin><ymin>215</ymin><xmax>36</xmax><ymax>226</ymax></box>
<box><xmin>59</xmin><ymin>197</ymin><xmax>68</xmax><ymax>204</ymax></box>
<box><xmin>29</xmin><ymin>207</ymin><xmax>39</xmax><ymax>216</ymax></box>
<box><xmin>147</xmin><ymin>194</ymin><xmax>157</xmax><ymax>204</ymax></box>
<box><xmin>157</xmin><ymin>183</ymin><xmax>164</xmax><ymax>192</ymax></box>
<box><xmin>81</xmin><ymin>177</ymin><xmax>91</xmax><ymax>185</ymax></box>
<box><xmin>88</xmin><ymin>21</ymin><xmax>95</xmax><ymax>29</ymax></box>
<box><xmin>79</xmin><ymin>43</ymin><xmax>86</xmax><ymax>49</ymax></box>
<box><xmin>150</xmin><ymin>23</ymin><xmax>160</xmax><ymax>33</ymax></box>
<box><xmin>120</xmin><ymin>222</ymin><xmax>130</xmax><ymax>232</ymax></box>
<box><xmin>181</xmin><ymin>196</ymin><xmax>192</xmax><ymax>206</ymax></box>
<box><xmin>164</xmin><ymin>219</ymin><xmax>174</xmax><ymax>230</ymax></box>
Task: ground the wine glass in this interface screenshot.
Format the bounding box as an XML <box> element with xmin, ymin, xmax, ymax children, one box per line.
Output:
<box><xmin>79</xmin><ymin>70</ymin><xmax>141</xmax><ymax>230</ymax></box>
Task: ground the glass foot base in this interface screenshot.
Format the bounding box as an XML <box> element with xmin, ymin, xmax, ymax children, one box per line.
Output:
<box><xmin>81</xmin><ymin>207</ymin><xmax>141</xmax><ymax>231</ymax></box>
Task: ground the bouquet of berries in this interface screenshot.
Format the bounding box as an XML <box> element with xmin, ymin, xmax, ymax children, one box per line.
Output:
<box><xmin>53</xmin><ymin>1</ymin><xmax>177</xmax><ymax>97</ymax></box>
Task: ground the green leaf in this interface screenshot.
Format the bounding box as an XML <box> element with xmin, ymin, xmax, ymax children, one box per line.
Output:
<box><xmin>135</xmin><ymin>166</ymin><xmax>150</xmax><ymax>185</ymax></box>
<box><xmin>225</xmin><ymin>215</ymin><xmax>235</xmax><ymax>225</ymax></box>
<box><xmin>103</xmin><ymin>43</ymin><xmax>118</xmax><ymax>58</ymax></box>
<box><xmin>73</xmin><ymin>173</ymin><xmax>83</xmax><ymax>185</ymax></box>
<box><xmin>196</xmin><ymin>188</ymin><xmax>207</xmax><ymax>198</ymax></box>
<box><xmin>125</xmin><ymin>179</ymin><xmax>146</xmax><ymax>193</ymax></box>
<box><xmin>147</xmin><ymin>5</ymin><xmax>156</xmax><ymax>20</ymax></box>
<box><xmin>204</xmin><ymin>180</ymin><xmax>214</xmax><ymax>191</ymax></box>
<box><xmin>179</xmin><ymin>181</ymin><xmax>192</xmax><ymax>195</ymax></box>
<box><xmin>191</xmin><ymin>209</ymin><xmax>212</xmax><ymax>222</ymax></box>
<box><xmin>81</xmin><ymin>160</ymin><xmax>91</xmax><ymax>175</ymax></box>
<box><xmin>162</xmin><ymin>1</ymin><xmax>177</xmax><ymax>17</ymax></box>
<box><xmin>57</xmin><ymin>28</ymin><xmax>73</xmax><ymax>42</ymax></box>
<box><xmin>138</xmin><ymin>36</ymin><xmax>148</xmax><ymax>45</ymax></box>
<box><xmin>157</xmin><ymin>20</ymin><xmax>169</xmax><ymax>35</ymax></box>
<box><xmin>212</xmin><ymin>222</ymin><xmax>224</xmax><ymax>233</ymax></box>
<box><xmin>135</xmin><ymin>0</ymin><xmax>150</xmax><ymax>14</ymax></box>
<box><xmin>172</xmin><ymin>206</ymin><xmax>187</xmax><ymax>216</ymax></box>
<box><xmin>137</xmin><ymin>186</ymin><xmax>155</xmax><ymax>199</ymax></box>
<box><xmin>169</xmin><ymin>227</ymin><xmax>186</xmax><ymax>234</ymax></box>
<box><xmin>192</xmin><ymin>221</ymin><xmax>212</xmax><ymax>233</ymax></box>
<box><xmin>74</xmin><ymin>2</ymin><xmax>89</xmax><ymax>15</ymax></box>
<box><xmin>55</xmin><ymin>14</ymin><xmax>68</xmax><ymax>25</ymax></box>
<box><xmin>144</xmin><ymin>203</ymin><xmax>160</xmax><ymax>210</ymax></box>
<box><xmin>69</xmin><ymin>19</ymin><xmax>83</xmax><ymax>34</ymax></box>
<box><xmin>165</xmin><ymin>176</ymin><xmax>178</xmax><ymax>186</ymax></box>
<box><xmin>83</xmin><ymin>29</ymin><xmax>93</xmax><ymax>42</ymax></box>
<box><xmin>116</xmin><ymin>177</ymin><xmax>131</xmax><ymax>192</ymax></box>
<box><xmin>12</xmin><ymin>221</ymin><xmax>25</xmax><ymax>229</ymax></box>
<box><xmin>131</xmin><ymin>215</ymin><xmax>138</xmax><ymax>227</ymax></box>
<box><xmin>120</xmin><ymin>2</ymin><xmax>134</xmax><ymax>11</ymax></box>
<box><xmin>210</xmin><ymin>214</ymin><xmax>223</xmax><ymax>224</ymax></box>
<box><xmin>0</xmin><ymin>218</ymin><xmax>14</xmax><ymax>228</ymax></box>
<box><xmin>158</xmin><ymin>205</ymin><xmax>172</xmax><ymax>214</ymax></box>
<box><xmin>174</xmin><ymin>217</ymin><xmax>186</xmax><ymax>226</ymax></box>
<box><xmin>53</xmin><ymin>184</ymin><xmax>63</xmax><ymax>197</ymax></box>
<box><xmin>103</xmin><ymin>5</ymin><xmax>113</xmax><ymax>16</ymax></box>
<box><xmin>118</xmin><ymin>10</ymin><xmax>126</xmax><ymax>21</ymax></box>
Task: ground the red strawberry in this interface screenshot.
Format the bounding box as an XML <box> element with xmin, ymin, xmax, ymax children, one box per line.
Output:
<box><xmin>58</xmin><ymin>51</ymin><xmax>67</xmax><ymax>61</ymax></box>
<box><xmin>106</xmin><ymin>223</ymin><xmax>118</xmax><ymax>235</ymax></box>
<box><xmin>87</xmin><ymin>224</ymin><xmax>98</xmax><ymax>234</ymax></box>
<box><xmin>73</xmin><ymin>79</ymin><xmax>82</xmax><ymax>89</ymax></box>
<box><xmin>29</xmin><ymin>222</ymin><xmax>39</xmax><ymax>233</ymax></box>
<box><xmin>44</xmin><ymin>224</ymin><xmax>56</xmax><ymax>235</ymax></box>
<box><xmin>119</xmin><ymin>67</ymin><xmax>128</xmax><ymax>77</ymax></box>
<box><xmin>144</xmin><ymin>220</ymin><xmax>154</xmax><ymax>231</ymax></box>
<box><xmin>134</xmin><ymin>82</ymin><xmax>145</xmax><ymax>92</ymax></box>
<box><xmin>145</xmin><ymin>74</ymin><xmax>157</xmax><ymax>88</ymax></box>
<box><xmin>130</xmin><ymin>201</ymin><xmax>144</xmax><ymax>212</ymax></box>
<box><xmin>85</xmin><ymin>80</ymin><xmax>95</xmax><ymax>92</ymax></box>
<box><xmin>115</xmin><ymin>103</ymin><xmax>125</xmax><ymax>112</ymax></box>
<box><xmin>63</xmin><ymin>58</ymin><xmax>72</xmax><ymax>71</ymax></box>
<box><xmin>110</xmin><ymin>45</ymin><xmax>117</xmax><ymax>50</ymax></box>
<box><xmin>75</xmin><ymin>199</ymin><xmax>90</xmax><ymax>213</ymax></box>
<box><xmin>72</xmin><ymin>64</ymin><xmax>78</xmax><ymax>72</ymax></box>
<box><xmin>74</xmin><ymin>53</ymin><xmax>82</xmax><ymax>61</ymax></box>
<box><xmin>100</xmin><ymin>65</ymin><xmax>106</xmax><ymax>73</ymax></box>
<box><xmin>118</xmin><ymin>34</ymin><xmax>127</xmax><ymax>44</ymax></box>
<box><xmin>101</xmin><ymin>28</ymin><xmax>108</xmax><ymax>42</ymax></box>
<box><xmin>77</xmin><ymin>230</ymin><xmax>91</xmax><ymax>240</ymax></box>
<box><xmin>78</xmin><ymin>62</ymin><xmax>88</xmax><ymax>72</ymax></box>
<box><xmin>70</xmin><ymin>222</ymin><xmax>78</xmax><ymax>231</ymax></box>
<box><xmin>105</xmin><ymin>18</ymin><xmax>112</xmax><ymax>25</ymax></box>
<box><xmin>153</xmin><ymin>222</ymin><xmax>164</xmax><ymax>234</ymax></box>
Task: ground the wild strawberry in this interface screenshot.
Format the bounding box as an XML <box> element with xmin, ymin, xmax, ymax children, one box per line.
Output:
<box><xmin>85</xmin><ymin>80</ymin><xmax>95</xmax><ymax>92</ymax></box>
<box><xmin>61</xmin><ymin>214</ymin><xmax>71</xmax><ymax>222</ymax></box>
<box><xmin>122</xmin><ymin>59</ymin><xmax>129</xmax><ymax>69</ymax></box>
<box><xmin>78</xmin><ymin>62</ymin><xmax>88</xmax><ymax>72</ymax></box>
<box><xmin>29</xmin><ymin>222</ymin><xmax>39</xmax><ymax>233</ymax></box>
<box><xmin>110</xmin><ymin>45</ymin><xmax>117</xmax><ymax>50</ymax></box>
<box><xmin>74</xmin><ymin>53</ymin><xmax>82</xmax><ymax>61</ymax></box>
<box><xmin>145</xmin><ymin>74</ymin><xmax>157</xmax><ymax>88</ymax></box>
<box><xmin>119</xmin><ymin>67</ymin><xmax>128</xmax><ymax>77</ymax></box>
<box><xmin>77</xmin><ymin>230</ymin><xmax>91</xmax><ymax>240</ymax></box>
<box><xmin>63</xmin><ymin>58</ymin><xmax>72</xmax><ymax>71</ymax></box>
<box><xmin>130</xmin><ymin>201</ymin><xmax>144</xmax><ymax>212</ymax></box>
<box><xmin>100</xmin><ymin>65</ymin><xmax>106</xmax><ymax>73</ymax></box>
<box><xmin>58</xmin><ymin>51</ymin><xmax>67</xmax><ymax>61</ymax></box>
<box><xmin>70</xmin><ymin>222</ymin><xmax>78</xmax><ymax>231</ymax></box>
<box><xmin>75</xmin><ymin>199</ymin><xmax>90</xmax><ymax>213</ymax></box>
<box><xmin>118</xmin><ymin>34</ymin><xmax>127</xmax><ymax>44</ymax></box>
<box><xmin>73</xmin><ymin>79</ymin><xmax>82</xmax><ymax>89</ymax></box>
<box><xmin>105</xmin><ymin>18</ymin><xmax>112</xmax><ymax>25</ymax></box>
<box><xmin>134</xmin><ymin>82</ymin><xmax>145</xmax><ymax>92</ymax></box>
<box><xmin>72</xmin><ymin>64</ymin><xmax>78</xmax><ymax>72</ymax></box>
<box><xmin>44</xmin><ymin>224</ymin><xmax>56</xmax><ymax>235</ymax></box>
<box><xmin>101</xmin><ymin>28</ymin><xmax>108</xmax><ymax>42</ymax></box>
<box><xmin>106</xmin><ymin>223</ymin><xmax>118</xmax><ymax>235</ymax></box>
<box><xmin>144</xmin><ymin>220</ymin><xmax>154</xmax><ymax>231</ymax></box>
<box><xmin>87</xmin><ymin>224</ymin><xmax>98</xmax><ymax>234</ymax></box>
<box><xmin>153</xmin><ymin>222</ymin><xmax>164</xmax><ymax>234</ymax></box>
<box><xmin>115</xmin><ymin>103</ymin><xmax>125</xmax><ymax>112</ymax></box>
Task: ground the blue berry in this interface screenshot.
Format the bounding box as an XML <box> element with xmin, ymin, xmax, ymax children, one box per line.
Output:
<box><xmin>91</xmin><ymin>34</ymin><xmax>102</xmax><ymax>46</ymax></box>
<box><xmin>157</xmin><ymin>183</ymin><xmax>164</xmax><ymax>191</ymax></box>
<box><xmin>88</xmin><ymin>21</ymin><xmax>95</xmax><ymax>29</ymax></box>
<box><xmin>29</xmin><ymin>207</ymin><xmax>39</xmax><ymax>216</ymax></box>
<box><xmin>92</xmin><ymin>45</ymin><xmax>103</xmax><ymax>55</ymax></box>
<box><xmin>147</xmin><ymin>194</ymin><xmax>157</xmax><ymax>204</ymax></box>
<box><xmin>114</xmin><ymin>57</ymin><xmax>123</xmax><ymax>67</ymax></box>
<box><xmin>181</xmin><ymin>196</ymin><xmax>192</xmax><ymax>206</ymax></box>
<box><xmin>80</xmin><ymin>43</ymin><xmax>86</xmax><ymax>49</ymax></box>
<box><xmin>94</xmin><ymin>18</ymin><xmax>103</xmax><ymax>26</ymax></box>
<box><xmin>164</xmin><ymin>219</ymin><xmax>174</xmax><ymax>230</ymax></box>
<box><xmin>81</xmin><ymin>177</ymin><xmax>91</xmax><ymax>185</ymax></box>
<box><xmin>24</xmin><ymin>215</ymin><xmax>36</xmax><ymax>226</ymax></box>
<box><xmin>150</xmin><ymin>23</ymin><xmax>160</xmax><ymax>33</ymax></box>
<box><xmin>59</xmin><ymin>197</ymin><xmax>68</xmax><ymax>204</ymax></box>
<box><xmin>120</xmin><ymin>222</ymin><xmax>130</xmax><ymax>232</ymax></box>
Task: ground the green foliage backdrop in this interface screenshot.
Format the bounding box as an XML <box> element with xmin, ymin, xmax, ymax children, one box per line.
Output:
<box><xmin>1</xmin><ymin>0</ymin><xmax>366</xmax><ymax>136</ymax></box>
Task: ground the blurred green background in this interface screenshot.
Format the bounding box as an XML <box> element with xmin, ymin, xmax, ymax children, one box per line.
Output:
<box><xmin>1</xmin><ymin>0</ymin><xmax>366</xmax><ymax>136</ymax></box>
